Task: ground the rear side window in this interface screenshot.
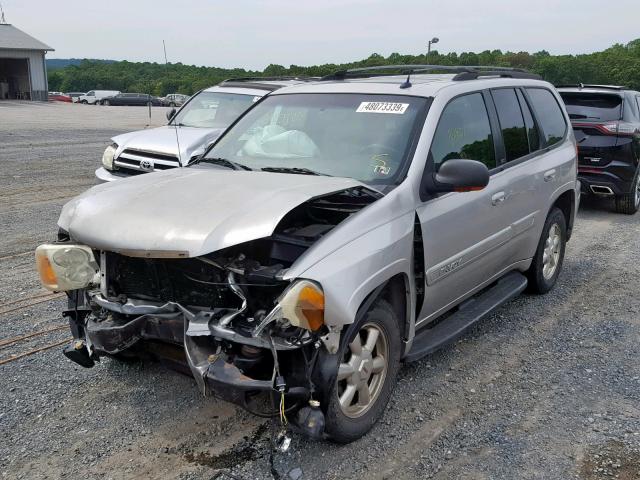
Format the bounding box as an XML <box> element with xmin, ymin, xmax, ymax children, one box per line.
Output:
<box><xmin>491</xmin><ymin>88</ymin><xmax>529</xmax><ymax>162</ymax></box>
<box><xmin>516</xmin><ymin>89</ymin><xmax>540</xmax><ymax>152</ymax></box>
<box><xmin>430</xmin><ymin>93</ymin><xmax>495</xmax><ymax>171</ymax></box>
<box><xmin>559</xmin><ymin>92</ymin><xmax>622</xmax><ymax>122</ymax></box>
<box><xmin>527</xmin><ymin>88</ymin><xmax>567</xmax><ymax>147</ymax></box>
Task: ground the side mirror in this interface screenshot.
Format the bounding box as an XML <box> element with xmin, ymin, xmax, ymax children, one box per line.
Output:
<box><xmin>427</xmin><ymin>159</ymin><xmax>490</xmax><ymax>194</ymax></box>
<box><xmin>166</xmin><ymin>107</ymin><xmax>176</xmax><ymax>121</ymax></box>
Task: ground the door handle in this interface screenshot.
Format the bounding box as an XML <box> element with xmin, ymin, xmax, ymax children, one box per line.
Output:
<box><xmin>544</xmin><ymin>169</ymin><xmax>557</xmax><ymax>182</ymax></box>
<box><xmin>491</xmin><ymin>192</ymin><xmax>506</xmax><ymax>206</ymax></box>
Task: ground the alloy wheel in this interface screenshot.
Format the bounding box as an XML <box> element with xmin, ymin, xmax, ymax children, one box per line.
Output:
<box><xmin>542</xmin><ymin>223</ymin><xmax>561</xmax><ymax>280</ymax></box>
<box><xmin>336</xmin><ymin>323</ymin><xmax>388</xmax><ymax>418</ymax></box>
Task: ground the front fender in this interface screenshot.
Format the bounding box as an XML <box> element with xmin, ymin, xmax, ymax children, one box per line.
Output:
<box><xmin>291</xmin><ymin>211</ymin><xmax>415</xmax><ymax>329</ymax></box>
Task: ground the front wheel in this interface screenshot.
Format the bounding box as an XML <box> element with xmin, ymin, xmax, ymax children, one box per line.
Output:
<box><xmin>614</xmin><ymin>169</ymin><xmax>640</xmax><ymax>215</ymax></box>
<box><xmin>323</xmin><ymin>299</ymin><xmax>401</xmax><ymax>443</ymax></box>
<box><xmin>102</xmin><ymin>100</ymin><xmax>110</xmax><ymax>106</ymax></box>
<box><xmin>526</xmin><ymin>207</ymin><xmax>566</xmax><ymax>294</ymax></box>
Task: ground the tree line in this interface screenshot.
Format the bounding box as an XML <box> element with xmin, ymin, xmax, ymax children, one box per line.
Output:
<box><xmin>48</xmin><ymin>39</ymin><xmax>640</xmax><ymax>96</ymax></box>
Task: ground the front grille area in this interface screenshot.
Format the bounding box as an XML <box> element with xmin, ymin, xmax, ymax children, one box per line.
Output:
<box><xmin>114</xmin><ymin>148</ymin><xmax>181</xmax><ymax>174</ymax></box>
<box><xmin>104</xmin><ymin>252</ymin><xmax>240</xmax><ymax>309</ymax></box>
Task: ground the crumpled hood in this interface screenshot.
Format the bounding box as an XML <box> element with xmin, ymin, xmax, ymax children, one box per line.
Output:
<box><xmin>59</xmin><ymin>168</ymin><xmax>365</xmax><ymax>257</ymax></box>
<box><xmin>113</xmin><ymin>126</ymin><xmax>225</xmax><ymax>165</ymax></box>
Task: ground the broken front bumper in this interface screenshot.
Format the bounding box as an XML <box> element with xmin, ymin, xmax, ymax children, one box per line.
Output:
<box><xmin>71</xmin><ymin>293</ymin><xmax>312</xmax><ymax>408</ymax></box>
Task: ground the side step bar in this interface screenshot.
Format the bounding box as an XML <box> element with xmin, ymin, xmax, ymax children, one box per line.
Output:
<box><xmin>405</xmin><ymin>271</ymin><xmax>528</xmax><ymax>363</ymax></box>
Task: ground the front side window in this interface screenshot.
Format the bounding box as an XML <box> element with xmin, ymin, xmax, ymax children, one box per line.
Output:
<box><xmin>527</xmin><ymin>88</ymin><xmax>567</xmax><ymax>147</ymax></box>
<box><xmin>429</xmin><ymin>93</ymin><xmax>495</xmax><ymax>171</ymax></box>
<box><xmin>491</xmin><ymin>88</ymin><xmax>529</xmax><ymax>162</ymax></box>
<box><xmin>171</xmin><ymin>91</ymin><xmax>257</xmax><ymax>128</ymax></box>
<box><xmin>204</xmin><ymin>93</ymin><xmax>428</xmax><ymax>185</ymax></box>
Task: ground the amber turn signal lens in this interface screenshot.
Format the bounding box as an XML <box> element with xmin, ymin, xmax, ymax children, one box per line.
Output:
<box><xmin>298</xmin><ymin>284</ymin><xmax>325</xmax><ymax>331</ymax></box>
<box><xmin>36</xmin><ymin>251</ymin><xmax>58</xmax><ymax>290</ymax></box>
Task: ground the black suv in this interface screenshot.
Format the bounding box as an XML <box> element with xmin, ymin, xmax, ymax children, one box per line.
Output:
<box><xmin>557</xmin><ymin>85</ymin><xmax>640</xmax><ymax>214</ymax></box>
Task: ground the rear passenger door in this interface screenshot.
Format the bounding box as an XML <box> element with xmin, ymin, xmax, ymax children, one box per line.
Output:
<box><xmin>416</xmin><ymin>92</ymin><xmax>517</xmax><ymax>323</ymax></box>
<box><xmin>486</xmin><ymin>87</ymin><xmax>547</xmax><ymax>266</ymax></box>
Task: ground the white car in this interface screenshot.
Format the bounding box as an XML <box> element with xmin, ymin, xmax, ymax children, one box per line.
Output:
<box><xmin>95</xmin><ymin>78</ymin><xmax>314</xmax><ymax>182</ymax></box>
<box><xmin>78</xmin><ymin>90</ymin><xmax>121</xmax><ymax>105</ymax></box>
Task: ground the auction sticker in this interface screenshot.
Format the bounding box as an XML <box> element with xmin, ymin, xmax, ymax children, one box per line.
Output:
<box><xmin>356</xmin><ymin>101</ymin><xmax>409</xmax><ymax>114</ymax></box>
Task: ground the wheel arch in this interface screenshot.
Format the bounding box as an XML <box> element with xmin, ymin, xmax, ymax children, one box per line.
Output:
<box><xmin>550</xmin><ymin>188</ymin><xmax>576</xmax><ymax>241</ymax></box>
<box><xmin>351</xmin><ymin>272</ymin><xmax>412</xmax><ymax>354</ymax></box>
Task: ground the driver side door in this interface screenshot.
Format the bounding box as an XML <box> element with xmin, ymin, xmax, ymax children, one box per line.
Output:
<box><xmin>416</xmin><ymin>91</ymin><xmax>515</xmax><ymax>325</ymax></box>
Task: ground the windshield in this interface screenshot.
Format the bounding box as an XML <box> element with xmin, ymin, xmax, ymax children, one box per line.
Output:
<box><xmin>203</xmin><ymin>93</ymin><xmax>428</xmax><ymax>185</ymax></box>
<box><xmin>559</xmin><ymin>92</ymin><xmax>623</xmax><ymax>121</ymax></box>
<box><xmin>171</xmin><ymin>91</ymin><xmax>258</xmax><ymax>128</ymax></box>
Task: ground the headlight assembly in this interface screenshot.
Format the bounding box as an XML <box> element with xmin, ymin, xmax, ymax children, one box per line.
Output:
<box><xmin>35</xmin><ymin>244</ymin><xmax>99</xmax><ymax>291</ymax></box>
<box><xmin>101</xmin><ymin>143</ymin><xmax>118</xmax><ymax>170</ymax></box>
<box><xmin>254</xmin><ymin>280</ymin><xmax>325</xmax><ymax>336</ymax></box>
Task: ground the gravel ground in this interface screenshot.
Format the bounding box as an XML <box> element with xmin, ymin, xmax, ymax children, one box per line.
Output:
<box><xmin>1</xmin><ymin>102</ymin><xmax>639</xmax><ymax>480</ymax></box>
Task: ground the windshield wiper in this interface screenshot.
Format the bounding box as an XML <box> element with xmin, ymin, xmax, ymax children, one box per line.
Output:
<box><xmin>261</xmin><ymin>167</ymin><xmax>330</xmax><ymax>176</ymax></box>
<box><xmin>200</xmin><ymin>157</ymin><xmax>253</xmax><ymax>171</ymax></box>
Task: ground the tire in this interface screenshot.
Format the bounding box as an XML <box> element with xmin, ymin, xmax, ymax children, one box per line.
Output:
<box><xmin>526</xmin><ymin>207</ymin><xmax>567</xmax><ymax>294</ymax></box>
<box><xmin>169</xmin><ymin>102</ymin><xmax>176</xmax><ymax>107</ymax></box>
<box><xmin>103</xmin><ymin>100</ymin><xmax>110</xmax><ymax>106</ymax></box>
<box><xmin>81</xmin><ymin>100</ymin><xmax>87</xmax><ymax>104</ymax></box>
<box><xmin>614</xmin><ymin>169</ymin><xmax>640</xmax><ymax>215</ymax></box>
<box><xmin>324</xmin><ymin>299</ymin><xmax>401</xmax><ymax>443</ymax></box>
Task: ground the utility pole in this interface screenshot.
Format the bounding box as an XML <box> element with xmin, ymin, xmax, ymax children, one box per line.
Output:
<box><xmin>163</xmin><ymin>40</ymin><xmax>168</xmax><ymax>66</ymax></box>
<box><xmin>427</xmin><ymin>37</ymin><xmax>439</xmax><ymax>63</ymax></box>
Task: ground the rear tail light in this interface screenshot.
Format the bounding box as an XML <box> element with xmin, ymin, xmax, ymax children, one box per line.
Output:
<box><xmin>574</xmin><ymin>121</ymin><xmax>638</xmax><ymax>136</ymax></box>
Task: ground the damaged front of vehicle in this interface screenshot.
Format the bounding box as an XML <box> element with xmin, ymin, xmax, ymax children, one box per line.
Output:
<box><xmin>37</xmin><ymin>86</ymin><xmax>430</xmax><ymax>442</ymax></box>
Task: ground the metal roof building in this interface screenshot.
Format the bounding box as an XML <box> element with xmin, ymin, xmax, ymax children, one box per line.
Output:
<box><xmin>0</xmin><ymin>24</ymin><xmax>53</xmax><ymax>101</ymax></box>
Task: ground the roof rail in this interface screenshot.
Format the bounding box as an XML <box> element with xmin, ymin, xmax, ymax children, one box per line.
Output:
<box><xmin>320</xmin><ymin>65</ymin><xmax>541</xmax><ymax>83</ymax></box>
<box><xmin>219</xmin><ymin>76</ymin><xmax>319</xmax><ymax>91</ymax></box>
<box><xmin>555</xmin><ymin>83</ymin><xmax>628</xmax><ymax>90</ymax></box>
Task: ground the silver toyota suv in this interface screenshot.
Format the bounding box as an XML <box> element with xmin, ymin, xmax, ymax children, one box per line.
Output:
<box><xmin>36</xmin><ymin>66</ymin><xmax>579</xmax><ymax>443</ymax></box>
<box><xmin>95</xmin><ymin>78</ymin><xmax>314</xmax><ymax>182</ymax></box>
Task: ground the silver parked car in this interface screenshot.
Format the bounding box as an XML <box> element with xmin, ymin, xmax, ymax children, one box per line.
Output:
<box><xmin>161</xmin><ymin>93</ymin><xmax>189</xmax><ymax>107</ymax></box>
<box><xmin>96</xmin><ymin>78</ymin><xmax>315</xmax><ymax>182</ymax></box>
<box><xmin>36</xmin><ymin>66</ymin><xmax>579</xmax><ymax>443</ymax></box>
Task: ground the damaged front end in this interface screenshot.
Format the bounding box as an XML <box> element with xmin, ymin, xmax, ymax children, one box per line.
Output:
<box><xmin>38</xmin><ymin>187</ymin><xmax>380</xmax><ymax>425</ymax></box>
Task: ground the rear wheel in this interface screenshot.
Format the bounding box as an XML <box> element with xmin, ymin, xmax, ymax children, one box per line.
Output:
<box><xmin>103</xmin><ymin>99</ymin><xmax>110</xmax><ymax>106</ymax></box>
<box><xmin>324</xmin><ymin>299</ymin><xmax>401</xmax><ymax>443</ymax></box>
<box><xmin>526</xmin><ymin>207</ymin><xmax>566</xmax><ymax>294</ymax></box>
<box><xmin>614</xmin><ymin>169</ymin><xmax>640</xmax><ymax>215</ymax></box>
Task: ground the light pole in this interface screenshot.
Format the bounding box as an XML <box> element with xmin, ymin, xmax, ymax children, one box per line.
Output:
<box><xmin>427</xmin><ymin>37</ymin><xmax>439</xmax><ymax>63</ymax></box>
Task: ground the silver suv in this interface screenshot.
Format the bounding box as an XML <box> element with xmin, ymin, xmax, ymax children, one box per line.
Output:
<box><xmin>36</xmin><ymin>66</ymin><xmax>579</xmax><ymax>443</ymax></box>
<box><xmin>95</xmin><ymin>78</ymin><xmax>313</xmax><ymax>182</ymax></box>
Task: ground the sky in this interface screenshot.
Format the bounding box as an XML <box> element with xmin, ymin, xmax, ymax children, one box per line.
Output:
<box><xmin>4</xmin><ymin>0</ymin><xmax>640</xmax><ymax>70</ymax></box>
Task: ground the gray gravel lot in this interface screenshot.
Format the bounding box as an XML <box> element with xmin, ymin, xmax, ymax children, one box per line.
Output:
<box><xmin>1</xmin><ymin>102</ymin><xmax>639</xmax><ymax>480</ymax></box>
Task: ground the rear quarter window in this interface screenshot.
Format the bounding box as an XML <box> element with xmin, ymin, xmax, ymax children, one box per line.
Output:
<box><xmin>527</xmin><ymin>88</ymin><xmax>567</xmax><ymax>147</ymax></box>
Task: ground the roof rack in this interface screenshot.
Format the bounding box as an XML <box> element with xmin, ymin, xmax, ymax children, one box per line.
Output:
<box><xmin>555</xmin><ymin>83</ymin><xmax>628</xmax><ymax>90</ymax></box>
<box><xmin>219</xmin><ymin>76</ymin><xmax>318</xmax><ymax>91</ymax></box>
<box><xmin>321</xmin><ymin>65</ymin><xmax>541</xmax><ymax>84</ymax></box>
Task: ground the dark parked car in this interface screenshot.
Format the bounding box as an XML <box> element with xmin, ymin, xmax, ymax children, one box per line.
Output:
<box><xmin>100</xmin><ymin>93</ymin><xmax>162</xmax><ymax>106</ymax></box>
<box><xmin>558</xmin><ymin>85</ymin><xmax>640</xmax><ymax>214</ymax></box>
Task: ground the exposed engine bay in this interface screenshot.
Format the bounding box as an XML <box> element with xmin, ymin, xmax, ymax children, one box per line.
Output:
<box><xmin>54</xmin><ymin>187</ymin><xmax>381</xmax><ymax>429</ymax></box>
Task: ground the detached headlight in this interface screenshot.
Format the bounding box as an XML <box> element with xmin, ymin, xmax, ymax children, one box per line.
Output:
<box><xmin>35</xmin><ymin>244</ymin><xmax>99</xmax><ymax>291</ymax></box>
<box><xmin>278</xmin><ymin>280</ymin><xmax>325</xmax><ymax>331</ymax></box>
<box><xmin>102</xmin><ymin>143</ymin><xmax>118</xmax><ymax>170</ymax></box>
